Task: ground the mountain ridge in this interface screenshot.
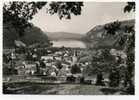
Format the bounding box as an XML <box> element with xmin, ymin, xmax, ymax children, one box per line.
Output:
<box><xmin>45</xmin><ymin>31</ymin><xmax>85</xmax><ymax>41</ymax></box>
<box><xmin>84</xmin><ymin>19</ymin><xmax>135</xmax><ymax>49</ymax></box>
<box><xmin>3</xmin><ymin>22</ymin><xmax>50</xmax><ymax>49</ymax></box>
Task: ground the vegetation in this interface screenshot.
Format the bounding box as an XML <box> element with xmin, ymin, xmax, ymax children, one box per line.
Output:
<box><xmin>124</xmin><ymin>2</ymin><xmax>135</xmax><ymax>13</ymax></box>
<box><xmin>3</xmin><ymin>24</ymin><xmax>50</xmax><ymax>48</ymax></box>
<box><xmin>103</xmin><ymin>2</ymin><xmax>135</xmax><ymax>93</ymax></box>
<box><xmin>71</xmin><ymin>64</ymin><xmax>81</xmax><ymax>74</ymax></box>
<box><xmin>3</xmin><ymin>1</ymin><xmax>135</xmax><ymax>95</ymax></box>
<box><xmin>82</xmin><ymin>2</ymin><xmax>135</xmax><ymax>94</ymax></box>
<box><xmin>3</xmin><ymin>1</ymin><xmax>84</xmax><ymax>49</ymax></box>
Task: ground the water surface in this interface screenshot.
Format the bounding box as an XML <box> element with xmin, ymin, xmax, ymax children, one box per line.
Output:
<box><xmin>52</xmin><ymin>40</ymin><xmax>86</xmax><ymax>48</ymax></box>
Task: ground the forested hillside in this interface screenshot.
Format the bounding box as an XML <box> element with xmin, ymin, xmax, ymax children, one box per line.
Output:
<box><xmin>3</xmin><ymin>22</ymin><xmax>50</xmax><ymax>48</ymax></box>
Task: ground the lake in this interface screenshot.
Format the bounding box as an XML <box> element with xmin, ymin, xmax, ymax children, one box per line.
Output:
<box><xmin>52</xmin><ymin>40</ymin><xmax>86</xmax><ymax>48</ymax></box>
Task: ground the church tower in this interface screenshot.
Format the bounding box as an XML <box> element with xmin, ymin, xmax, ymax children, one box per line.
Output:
<box><xmin>72</xmin><ymin>50</ymin><xmax>78</xmax><ymax>65</ymax></box>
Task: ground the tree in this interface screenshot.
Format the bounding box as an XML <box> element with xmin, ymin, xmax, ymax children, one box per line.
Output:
<box><xmin>109</xmin><ymin>67</ymin><xmax>120</xmax><ymax>87</ymax></box>
<box><xmin>104</xmin><ymin>20</ymin><xmax>121</xmax><ymax>35</ymax></box>
<box><xmin>103</xmin><ymin>2</ymin><xmax>135</xmax><ymax>94</ymax></box>
<box><xmin>3</xmin><ymin>1</ymin><xmax>84</xmax><ymax>37</ymax></box>
<box><xmin>122</xmin><ymin>3</ymin><xmax>135</xmax><ymax>94</ymax></box>
<box><xmin>90</xmin><ymin>49</ymin><xmax>114</xmax><ymax>74</ymax></box>
<box><xmin>71</xmin><ymin>64</ymin><xmax>81</xmax><ymax>74</ymax></box>
<box><xmin>96</xmin><ymin>71</ymin><xmax>105</xmax><ymax>86</ymax></box>
<box><xmin>124</xmin><ymin>2</ymin><xmax>135</xmax><ymax>13</ymax></box>
<box><xmin>56</xmin><ymin>60</ymin><xmax>63</xmax><ymax>70</ymax></box>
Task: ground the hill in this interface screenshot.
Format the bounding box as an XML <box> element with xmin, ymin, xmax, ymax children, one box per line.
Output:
<box><xmin>46</xmin><ymin>32</ymin><xmax>84</xmax><ymax>41</ymax></box>
<box><xmin>84</xmin><ymin>19</ymin><xmax>135</xmax><ymax>49</ymax></box>
<box><xmin>3</xmin><ymin>22</ymin><xmax>50</xmax><ymax>49</ymax></box>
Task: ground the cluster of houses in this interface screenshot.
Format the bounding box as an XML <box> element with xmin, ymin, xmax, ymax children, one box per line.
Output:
<box><xmin>3</xmin><ymin>41</ymin><xmax>132</xmax><ymax>88</ymax></box>
<box><xmin>3</xmin><ymin>47</ymin><xmax>93</xmax><ymax>83</ymax></box>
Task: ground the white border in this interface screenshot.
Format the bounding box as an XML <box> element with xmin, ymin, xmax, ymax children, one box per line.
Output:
<box><xmin>0</xmin><ymin>0</ymin><xmax>138</xmax><ymax>100</ymax></box>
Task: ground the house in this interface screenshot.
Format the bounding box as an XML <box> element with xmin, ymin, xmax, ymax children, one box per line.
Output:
<box><xmin>16</xmin><ymin>66</ymin><xmax>26</xmax><ymax>75</ymax></box>
<box><xmin>84</xmin><ymin>77</ymin><xmax>96</xmax><ymax>84</ymax></box>
<box><xmin>14</xmin><ymin>40</ymin><xmax>26</xmax><ymax>47</ymax></box>
<box><xmin>16</xmin><ymin>62</ymin><xmax>37</xmax><ymax>75</ymax></box>
<box><xmin>41</xmin><ymin>56</ymin><xmax>53</xmax><ymax>61</ymax></box>
<box><xmin>50</xmin><ymin>72</ymin><xmax>56</xmax><ymax>77</ymax></box>
<box><xmin>54</xmin><ymin>51</ymin><xmax>63</xmax><ymax>55</ymax></box>
<box><xmin>54</xmin><ymin>56</ymin><xmax>62</xmax><ymax>61</ymax></box>
<box><xmin>40</xmin><ymin>68</ymin><xmax>49</xmax><ymax>75</ymax></box>
<box><xmin>24</xmin><ymin>64</ymin><xmax>36</xmax><ymax>75</ymax></box>
<box><xmin>57</xmin><ymin>68</ymin><xmax>68</xmax><ymax>77</ymax></box>
<box><xmin>64</xmin><ymin>53</ymin><xmax>68</xmax><ymax>57</ymax></box>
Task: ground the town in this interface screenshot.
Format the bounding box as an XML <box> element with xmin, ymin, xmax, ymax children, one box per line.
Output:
<box><xmin>3</xmin><ymin>43</ymin><xmax>93</xmax><ymax>84</ymax></box>
<box><xmin>2</xmin><ymin>1</ymin><xmax>135</xmax><ymax>95</ymax></box>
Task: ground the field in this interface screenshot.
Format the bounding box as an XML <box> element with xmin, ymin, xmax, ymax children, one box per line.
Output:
<box><xmin>3</xmin><ymin>82</ymin><xmax>125</xmax><ymax>95</ymax></box>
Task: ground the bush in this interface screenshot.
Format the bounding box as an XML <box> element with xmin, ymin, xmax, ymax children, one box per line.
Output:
<box><xmin>71</xmin><ymin>64</ymin><xmax>81</xmax><ymax>74</ymax></box>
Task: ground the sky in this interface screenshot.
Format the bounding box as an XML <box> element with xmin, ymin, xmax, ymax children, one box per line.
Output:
<box><xmin>30</xmin><ymin>2</ymin><xmax>135</xmax><ymax>34</ymax></box>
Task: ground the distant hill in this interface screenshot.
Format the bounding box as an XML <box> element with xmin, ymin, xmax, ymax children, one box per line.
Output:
<box><xmin>20</xmin><ymin>27</ymin><xmax>50</xmax><ymax>46</ymax></box>
<box><xmin>84</xmin><ymin>19</ymin><xmax>135</xmax><ymax>49</ymax></box>
<box><xmin>46</xmin><ymin>32</ymin><xmax>84</xmax><ymax>41</ymax></box>
<box><xmin>3</xmin><ymin>22</ymin><xmax>50</xmax><ymax>49</ymax></box>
